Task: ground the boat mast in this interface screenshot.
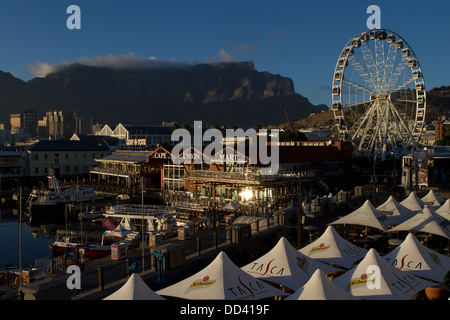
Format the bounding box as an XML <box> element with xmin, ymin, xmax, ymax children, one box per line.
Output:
<box><xmin>141</xmin><ymin>176</ymin><xmax>145</xmax><ymax>272</ymax></box>
<box><xmin>19</xmin><ymin>186</ymin><xmax>23</xmax><ymax>292</ymax></box>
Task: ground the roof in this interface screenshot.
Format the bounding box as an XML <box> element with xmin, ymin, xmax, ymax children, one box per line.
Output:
<box><xmin>277</xmin><ymin>143</ymin><xmax>352</xmax><ymax>164</ymax></box>
<box><xmin>27</xmin><ymin>139</ymin><xmax>110</xmax><ymax>152</ymax></box>
<box><xmin>121</xmin><ymin>125</ymin><xmax>172</xmax><ymax>135</ymax></box>
<box><xmin>71</xmin><ymin>134</ymin><xmax>121</xmax><ymax>147</ymax></box>
<box><xmin>404</xmin><ymin>146</ymin><xmax>450</xmax><ymax>159</ymax></box>
<box><xmin>96</xmin><ymin>150</ymin><xmax>149</xmax><ymax>163</ymax></box>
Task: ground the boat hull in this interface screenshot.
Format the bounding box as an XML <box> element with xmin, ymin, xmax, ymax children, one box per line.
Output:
<box><xmin>52</xmin><ymin>244</ymin><xmax>111</xmax><ymax>260</ymax></box>
<box><xmin>27</xmin><ymin>203</ymin><xmax>66</xmax><ymax>224</ymax></box>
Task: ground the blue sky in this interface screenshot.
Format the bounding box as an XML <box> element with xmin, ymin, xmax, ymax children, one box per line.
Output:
<box><xmin>0</xmin><ymin>0</ymin><xmax>448</xmax><ymax>107</ymax></box>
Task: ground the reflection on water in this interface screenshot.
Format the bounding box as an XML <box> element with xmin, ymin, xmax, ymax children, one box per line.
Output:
<box><xmin>0</xmin><ymin>208</ymin><xmax>52</xmax><ymax>267</ymax></box>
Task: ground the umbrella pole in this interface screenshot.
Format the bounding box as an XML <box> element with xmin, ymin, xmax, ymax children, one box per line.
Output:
<box><xmin>297</xmin><ymin>212</ymin><xmax>302</xmax><ymax>249</ymax></box>
<box><xmin>447</xmin><ymin>238</ymin><xmax>449</xmax><ymax>257</ymax></box>
<box><xmin>365</xmin><ymin>226</ymin><xmax>368</xmax><ymax>249</ymax></box>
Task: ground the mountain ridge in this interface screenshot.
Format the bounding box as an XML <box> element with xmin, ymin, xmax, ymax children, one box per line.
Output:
<box><xmin>0</xmin><ymin>61</ymin><xmax>326</xmax><ymax>128</ymax></box>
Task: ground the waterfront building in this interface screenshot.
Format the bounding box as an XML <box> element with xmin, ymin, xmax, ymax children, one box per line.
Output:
<box><xmin>89</xmin><ymin>139</ymin><xmax>353</xmax><ymax>204</ymax></box>
<box><xmin>27</xmin><ymin>139</ymin><xmax>110</xmax><ymax>177</ymax></box>
<box><xmin>95</xmin><ymin>123</ymin><xmax>173</xmax><ymax>147</ymax></box>
<box><xmin>70</xmin><ymin>133</ymin><xmax>121</xmax><ymax>152</ymax></box>
<box><xmin>146</xmin><ymin>146</ymin><xmax>177</xmax><ymax>189</ymax></box>
<box><xmin>177</xmin><ymin>140</ymin><xmax>353</xmax><ymax>205</ymax></box>
<box><xmin>0</xmin><ymin>149</ymin><xmax>27</xmax><ymax>178</ymax></box>
<box><xmin>90</xmin><ymin>150</ymin><xmax>151</xmax><ymax>188</ymax></box>
<box><xmin>420</xmin><ymin>132</ymin><xmax>436</xmax><ymax>147</ymax></box>
<box><xmin>402</xmin><ymin>146</ymin><xmax>450</xmax><ymax>188</ymax></box>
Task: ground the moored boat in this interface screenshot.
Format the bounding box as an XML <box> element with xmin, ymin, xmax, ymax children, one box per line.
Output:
<box><xmin>103</xmin><ymin>204</ymin><xmax>178</xmax><ymax>234</ymax></box>
<box><xmin>51</xmin><ymin>228</ymin><xmax>134</xmax><ymax>260</ymax></box>
<box><xmin>25</xmin><ymin>174</ymin><xmax>106</xmax><ymax>222</ymax></box>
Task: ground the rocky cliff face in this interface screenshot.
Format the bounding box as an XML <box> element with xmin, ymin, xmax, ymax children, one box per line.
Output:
<box><xmin>0</xmin><ymin>62</ymin><xmax>325</xmax><ymax>128</ymax></box>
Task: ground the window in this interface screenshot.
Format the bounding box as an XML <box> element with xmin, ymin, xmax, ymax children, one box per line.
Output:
<box><xmin>163</xmin><ymin>164</ymin><xmax>185</xmax><ymax>191</ymax></box>
<box><xmin>44</xmin><ymin>167</ymin><xmax>48</xmax><ymax>174</ymax></box>
<box><xmin>321</xmin><ymin>162</ymin><xmax>344</xmax><ymax>174</ymax></box>
<box><xmin>34</xmin><ymin>154</ymin><xmax>39</xmax><ymax>161</ymax></box>
<box><xmin>83</xmin><ymin>153</ymin><xmax>87</xmax><ymax>160</ymax></box>
<box><xmin>44</xmin><ymin>154</ymin><xmax>48</xmax><ymax>160</ymax></box>
<box><xmin>65</xmin><ymin>165</ymin><xmax>70</xmax><ymax>173</ymax></box>
<box><xmin>74</xmin><ymin>153</ymin><xmax>78</xmax><ymax>160</ymax></box>
<box><xmin>74</xmin><ymin>165</ymin><xmax>79</xmax><ymax>172</ymax></box>
<box><xmin>54</xmin><ymin>154</ymin><xmax>60</xmax><ymax>164</ymax></box>
<box><xmin>34</xmin><ymin>167</ymin><xmax>39</xmax><ymax>174</ymax></box>
<box><xmin>65</xmin><ymin>153</ymin><xmax>69</xmax><ymax>160</ymax></box>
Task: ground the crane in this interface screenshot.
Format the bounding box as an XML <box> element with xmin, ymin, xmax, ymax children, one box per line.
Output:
<box><xmin>284</xmin><ymin>107</ymin><xmax>294</xmax><ymax>132</ymax></box>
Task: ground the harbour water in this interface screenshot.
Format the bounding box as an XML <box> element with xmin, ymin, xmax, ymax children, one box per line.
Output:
<box><xmin>0</xmin><ymin>208</ymin><xmax>52</xmax><ymax>268</ymax></box>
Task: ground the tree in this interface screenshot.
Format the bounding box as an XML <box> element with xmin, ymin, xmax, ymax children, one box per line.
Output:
<box><xmin>279</xmin><ymin>130</ymin><xmax>307</xmax><ymax>142</ymax></box>
<box><xmin>170</xmin><ymin>122</ymin><xmax>180</xmax><ymax>131</ymax></box>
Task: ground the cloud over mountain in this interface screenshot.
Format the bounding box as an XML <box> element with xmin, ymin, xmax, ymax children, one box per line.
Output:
<box><xmin>27</xmin><ymin>53</ymin><xmax>189</xmax><ymax>78</ymax></box>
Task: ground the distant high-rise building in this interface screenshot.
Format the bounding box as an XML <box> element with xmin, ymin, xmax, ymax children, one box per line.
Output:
<box><xmin>10</xmin><ymin>113</ymin><xmax>22</xmax><ymax>134</ymax></box>
<box><xmin>75</xmin><ymin>116</ymin><xmax>93</xmax><ymax>135</ymax></box>
<box><xmin>38</xmin><ymin>110</ymin><xmax>76</xmax><ymax>139</ymax></box>
<box><xmin>9</xmin><ymin>109</ymin><xmax>38</xmax><ymax>137</ymax></box>
<box><xmin>435</xmin><ymin>117</ymin><xmax>445</xmax><ymax>143</ymax></box>
<box><xmin>23</xmin><ymin>108</ymin><xmax>37</xmax><ymax>136</ymax></box>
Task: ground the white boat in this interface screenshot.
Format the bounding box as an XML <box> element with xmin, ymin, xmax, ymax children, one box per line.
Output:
<box><xmin>103</xmin><ymin>204</ymin><xmax>178</xmax><ymax>233</ymax></box>
<box><xmin>25</xmin><ymin>175</ymin><xmax>105</xmax><ymax>221</ymax></box>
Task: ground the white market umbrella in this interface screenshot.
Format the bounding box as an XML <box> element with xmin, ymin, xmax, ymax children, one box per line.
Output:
<box><xmin>329</xmin><ymin>200</ymin><xmax>397</xmax><ymax>231</ymax></box>
<box><xmin>333</xmin><ymin>248</ymin><xmax>435</xmax><ymax>300</ymax></box>
<box><xmin>241</xmin><ymin>237</ymin><xmax>339</xmax><ymax>291</ymax></box>
<box><xmin>376</xmin><ymin>196</ymin><xmax>415</xmax><ymax>224</ymax></box>
<box><xmin>103</xmin><ymin>273</ymin><xmax>165</xmax><ymax>300</ymax></box>
<box><xmin>284</xmin><ymin>269</ymin><xmax>359</xmax><ymax>300</ymax></box>
<box><xmin>299</xmin><ymin>225</ymin><xmax>367</xmax><ymax>269</ymax></box>
<box><xmin>436</xmin><ymin>199</ymin><xmax>450</xmax><ymax>221</ymax></box>
<box><xmin>156</xmin><ymin>251</ymin><xmax>286</xmax><ymax>300</ymax></box>
<box><xmin>421</xmin><ymin>190</ymin><xmax>445</xmax><ymax>207</ymax></box>
<box><xmin>222</xmin><ymin>201</ymin><xmax>239</xmax><ymax>211</ymax></box>
<box><xmin>400</xmin><ymin>192</ymin><xmax>425</xmax><ymax>212</ymax></box>
<box><xmin>386</xmin><ymin>205</ymin><xmax>450</xmax><ymax>239</ymax></box>
<box><xmin>383</xmin><ymin>233</ymin><xmax>450</xmax><ymax>284</ymax></box>
<box><xmin>232</xmin><ymin>215</ymin><xmax>271</xmax><ymax>234</ymax></box>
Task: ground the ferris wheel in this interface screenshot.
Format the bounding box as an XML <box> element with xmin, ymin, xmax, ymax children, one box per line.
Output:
<box><xmin>331</xmin><ymin>29</ymin><xmax>426</xmax><ymax>161</ymax></box>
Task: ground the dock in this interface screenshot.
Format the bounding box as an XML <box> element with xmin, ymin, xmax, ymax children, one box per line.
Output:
<box><xmin>0</xmin><ymin>209</ymin><xmax>294</xmax><ymax>300</ymax></box>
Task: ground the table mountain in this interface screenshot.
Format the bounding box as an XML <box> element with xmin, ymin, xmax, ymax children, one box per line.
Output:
<box><xmin>0</xmin><ymin>61</ymin><xmax>326</xmax><ymax>128</ymax></box>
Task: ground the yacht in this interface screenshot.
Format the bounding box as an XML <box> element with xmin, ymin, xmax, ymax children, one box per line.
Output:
<box><xmin>25</xmin><ymin>175</ymin><xmax>104</xmax><ymax>221</ymax></box>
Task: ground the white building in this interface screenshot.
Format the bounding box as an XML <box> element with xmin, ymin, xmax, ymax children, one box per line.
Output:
<box><xmin>96</xmin><ymin>123</ymin><xmax>173</xmax><ymax>147</ymax></box>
